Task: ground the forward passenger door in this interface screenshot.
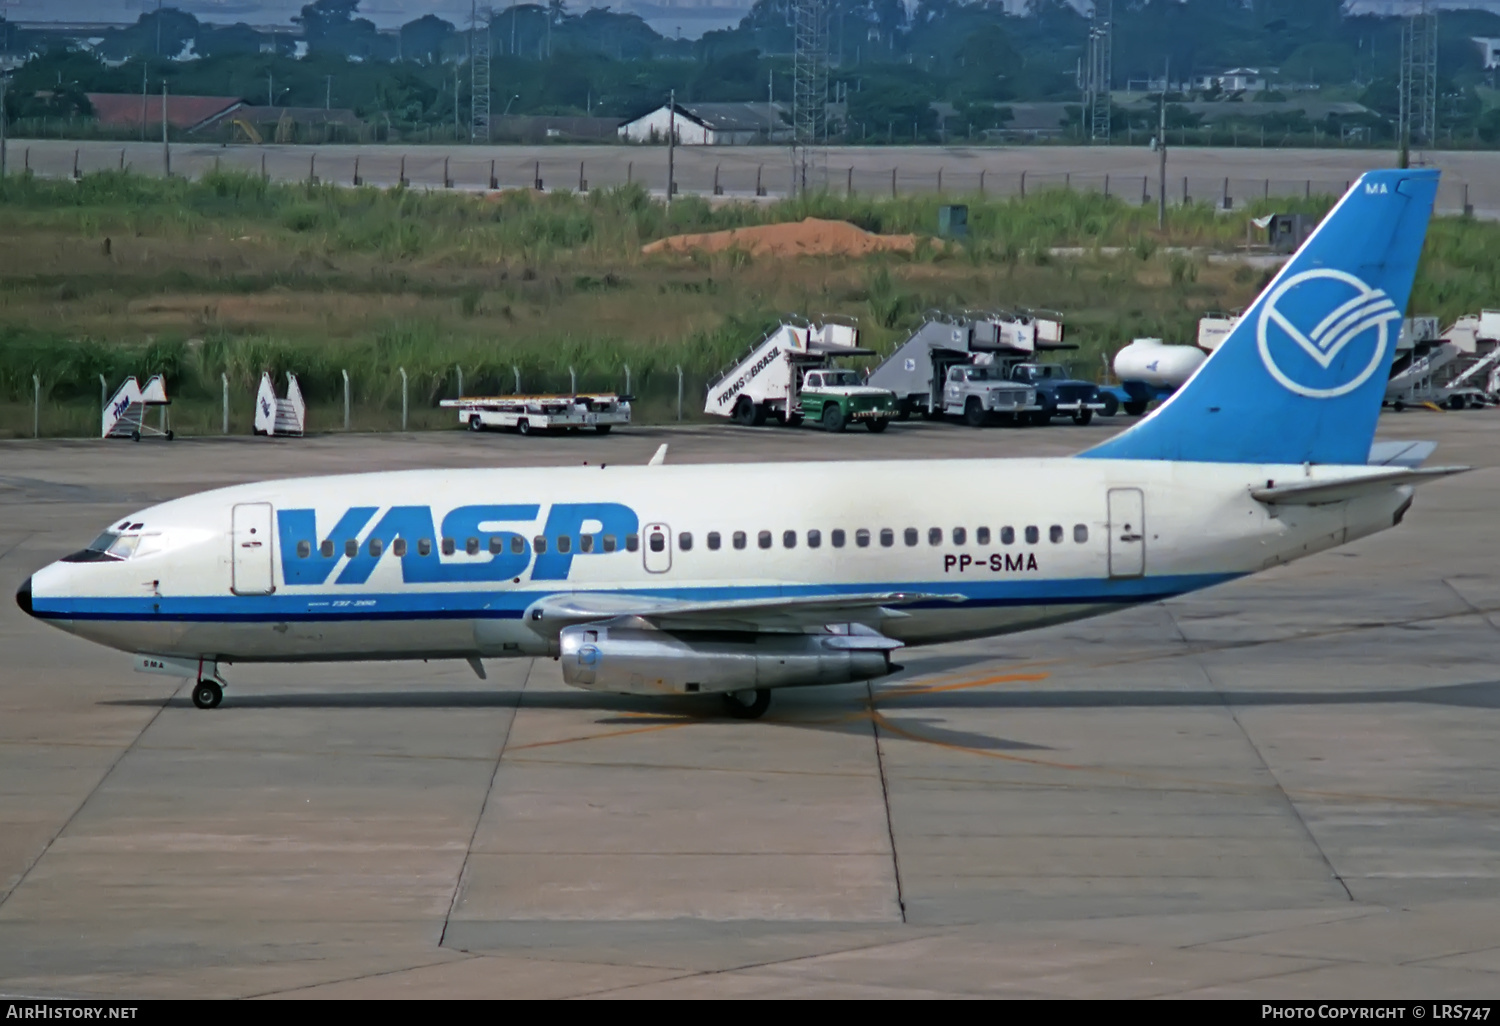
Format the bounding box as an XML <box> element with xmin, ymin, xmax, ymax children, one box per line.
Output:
<box><xmin>231</xmin><ymin>502</ymin><xmax>276</xmax><ymax>595</ymax></box>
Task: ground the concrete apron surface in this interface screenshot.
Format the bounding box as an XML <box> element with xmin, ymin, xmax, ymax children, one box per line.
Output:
<box><xmin>1</xmin><ymin>416</ymin><xmax>1498</xmax><ymax>998</ymax></box>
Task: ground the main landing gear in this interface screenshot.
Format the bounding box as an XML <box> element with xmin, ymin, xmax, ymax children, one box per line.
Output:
<box><xmin>191</xmin><ymin>678</ymin><xmax>223</xmax><ymax>709</ymax></box>
<box><xmin>721</xmin><ymin>688</ymin><xmax>771</xmax><ymax>719</ymax></box>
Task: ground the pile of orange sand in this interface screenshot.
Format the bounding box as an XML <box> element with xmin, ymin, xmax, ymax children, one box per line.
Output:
<box><xmin>642</xmin><ymin>217</ymin><xmax>923</xmax><ymax>259</ymax></box>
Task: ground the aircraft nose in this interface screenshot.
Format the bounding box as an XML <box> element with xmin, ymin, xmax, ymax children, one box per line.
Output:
<box><xmin>16</xmin><ymin>577</ymin><xmax>33</xmax><ymax>617</ymax></box>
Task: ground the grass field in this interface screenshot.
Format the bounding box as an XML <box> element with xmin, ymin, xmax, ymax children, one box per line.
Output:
<box><xmin>0</xmin><ymin>170</ymin><xmax>1493</xmax><ymax>436</ymax></box>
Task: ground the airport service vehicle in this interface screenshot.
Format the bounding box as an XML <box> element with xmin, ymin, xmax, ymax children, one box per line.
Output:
<box><xmin>253</xmin><ymin>373</ymin><xmax>306</xmax><ymax>437</ymax></box>
<box><xmin>1384</xmin><ymin>312</ymin><xmax>1500</xmax><ymax>411</ymax></box>
<box><xmin>867</xmin><ymin>312</ymin><xmax>1053</xmax><ymax>424</ymax></box>
<box><xmin>1004</xmin><ymin>362</ymin><xmax>1107</xmax><ymax>425</ymax></box>
<box><xmin>17</xmin><ymin>170</ymin><xmax>1465</xmax><ymax>721</ymax></box>
<box><xmin>795</xmin><ymin>369</ymin><xmax>898</xmax><ymax>433</ymax></box>
<box><xmin>441</xmin><ymin>393</ymin><xmax>631</xmax><ymax>435</ymax></box>
<box><xmin>705</xmin><ymin>318</ymin><xmax>884</xmax><ymax>428</ymax></box>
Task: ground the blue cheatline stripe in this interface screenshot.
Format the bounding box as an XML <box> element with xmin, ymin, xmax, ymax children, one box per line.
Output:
<box><xmin>31</xmin><ymin>573</ymin><xmax>1240</xmax><ymax>623</ymax></box>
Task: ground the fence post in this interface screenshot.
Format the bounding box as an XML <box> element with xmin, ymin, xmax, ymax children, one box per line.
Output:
<box><xmin>937</xmin><ymin>167</ymin><xmax>943</xmax><ymax>193</ymax></box>
<box><xmin>1263</xmin><ymin>178</ymin><xmax>1269</xmax><ymax>200</ymax></box>
<box><xmin>512</xmin><ymin>365</ymin><xmax>521</xmax><ymax>393</ymax></box>
<box><xmin>1183</xmin><ymin>175</ymin><xmax>1188</xmax><ymax>204</ymax></box>
<box><xmin>342</xmin><ymin>368</ymin><xmax>350</xmax><ymax>430</ymax></box>
<box><xmin>1065</xmin><ymin>172</ymin><xmax>1070</xmax><ymax>190</ymax></box>
<box><xmin>676</xmin><ymin>365</ymin><xmax>683</xmax><ymax>422</ymax></box>
<box><xmin>713</xmin><ymin>163</ymin><xmax>721</xmax><ymax>196</ymax></box>
<box><xmin>1142</xmin><ymin>175</ymin><xmax>1148</xmax><ymax>205</ymax></box>
<box><xmin>623</xmin><ymin>363</ymin><xmax>631</xmax><ymax>396</ymax></box>
<box><xmin>221</xmin><ymin>372</ymin><xmax>228</xmax><ymax>434</ymax></box>
<box><xmin>627</xmin><ymin>161</ymin><xmax>632</xmax><ymax>185</ymax></box>
<box><xmin>353</xmin><ymin>155</ymin><xmax>361</xmax><ymax>186</ymax></box>
<box><xmin>1222</xmin><ymin>176</ymin><xmax>1229</xmax><ymax>208</ymax></box>
<box><xmin>309</xmin><ymin>152</ymin><xmax>318</xmax><ymax>185</ymax></box>
<box><xmin>890</xmin><ymin>168</ymin><xmax>896</xmax><ymax>198</ymax></box>
<box><xmin>534</xmin><ymin>159</ymin><xmax>542</xmax><ymax>191</ymax></box>
<box><xmin>1305</xmin><ymin>179</ymin><xmax>1310</xmax><ymax>199</ymax></box>
<box><xmin>72</xmin><ymin>148</ymin><xmax>79</xmax><ymax>180</ymax></box>
<box><xmin>1104</xmin><ymin>173</ymin><xmax>1109</xmax><ymax>198</ymax></box>
<box><xmin>443</xmin><ymin>156</ymin><xmax>452</xmax><ymax>189</ymax></box>
<box><xmin>456</xmin><ymin>365</ymin><xmax>463</xmax><ymax>399</ymax></box>
<box><xmin>399</xmin><ymin>155</ymin><xmax>408</xmax><ymax>188</ymax></box>
<box><xmin>579</xmin><ymin>161</ymin><xmax>587</xmax><ymax>192</ymax></box>
<box><xmin>99</xmin><ymin>374</ymin><xmax>107</xmax><ymax>422</ymax></box>
<box><xmin>979</xmin><ymin>169</ymin><xmax>985</xmax><ymax>196</ymax></box>
<box><xmin>569</xmin><ymin>365</ymin><xmax>576</xmax><ymax>393</ymax></box>
<box><xmin>756</xmin><ymin>164</ymin><xmax>764</xmax><ymax>197</ymax></box>
<box><xmin>399</xmin><ymin>367</ymin><xmax>408</xmax><ymax>431</ymax></box>
<box><xmin>847</xmin><ymin>166</ymin><xmax>853</xmax><ymax>197</ymax></box>
<box><xmin>1020</xmin><ymin>170</ymin><xmax>1026</xmax><ymax>198</ymax></box>
<box><xmin>489</xmin><ymin>159</ymin><xmax>497</xmax><ymax>190</ymax></box>
<box><xmin>119</xmin><ymin>148</ymin><xmax>125</xmax><ymax>171</ymax></box>
<box><xmin>33</xmin><ymin>374</ymin><xmax>39</xmax><ymax>439</ymax></box>
<box><xmin>260</xmin><ymin>152</ymin><xmax>266</xmax><ymax>182</ymax></box>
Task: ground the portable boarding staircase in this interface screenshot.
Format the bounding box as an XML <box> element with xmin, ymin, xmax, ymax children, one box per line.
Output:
<box><xmin>254</xmin><ymin>372</ymin><xmax>307</xmax><ymax>436</ymax></box>
<box><xmin>704</xmin><ymin>318</ymin><xmax>874</xmax><ymax>425</ymax></box>
<box><xmin>102</xmin><ymin>375</ymin><xmax>173</xmax><ymax>441</ymax></box>
<box><xmin>1385</xmin><ymin>312</ymin><xmax>1500</xmax><ymax>410</ymax></box>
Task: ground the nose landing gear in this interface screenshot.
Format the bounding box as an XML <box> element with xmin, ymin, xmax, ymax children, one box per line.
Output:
<box><xmin>191</xmin><ymin>679</ymin><xmax>224</xmax><ymax>709</ymax></box>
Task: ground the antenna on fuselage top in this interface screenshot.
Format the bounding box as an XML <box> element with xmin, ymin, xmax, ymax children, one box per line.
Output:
<box><xmin>648</xmin><ymin>444</ymin><xmax>668</xmax><ymax>467</ymax></box>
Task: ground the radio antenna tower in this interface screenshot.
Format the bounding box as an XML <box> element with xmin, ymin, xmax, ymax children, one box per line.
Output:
<box><xmin>792</xmin><ymin>0</ymin><xmax>829</xmax><ymax>194</ymax></box>
<box><xmin>1085</xmin><ymin>0</ymin><xmax>1112</xmax><ymax>144</ymax></box>
<box><xmin>1397</xmin><ymin>0</ymin><xmax>1437</xmax><ymax>167</ymax></box>
<box><xmin>471</xmin><ymin>1</ymin><xmax>492</xmax><ymax>144</ymax></box>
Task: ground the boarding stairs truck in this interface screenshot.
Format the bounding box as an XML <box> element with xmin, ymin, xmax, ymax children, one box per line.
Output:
<box><xmin>705</xmin><ymin>318</ymin><xmax>897</xmax><ymax>430</ymax></box>
<box><xmin>865</xmin><ymin>311</ymin><xmax>1062</xmax><ymax>425</ymax></box>
<box><xmin>441</xmin><ymin>393</ymin><xmax>631</xmax><ymax>435</ymax></box>
<box><xmin>1382</xmin><ymin>312</ymin><xmax>1500</xmax><ymax>411</ymax></box>
<box><xmin>102</xmin><ymin>375</ymin><xmax>173</xmax><ymax>441</ymax></box>
<box><xmin>253</xmin><ymin>373</ymin><xmax>306</xmax><ymax>436</ymax></box>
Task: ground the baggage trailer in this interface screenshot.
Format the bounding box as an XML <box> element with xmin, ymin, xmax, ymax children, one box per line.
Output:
<box><xmin>442</xmin><ymin>393</ymin><xmax>631</xmax><ymax>435</ymax></box>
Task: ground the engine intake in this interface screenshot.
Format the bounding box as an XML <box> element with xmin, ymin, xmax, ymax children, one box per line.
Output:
<box><xmin>558</xmin><ymin>623</ymin><xmax>899</xmax><ymax>695</ymax></box>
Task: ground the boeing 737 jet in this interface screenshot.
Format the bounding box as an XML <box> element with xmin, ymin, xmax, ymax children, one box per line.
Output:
<box><xmin>16</xmin><ymin>169</ymin><xmax>1462</xmax><ymax>718</ymax></box>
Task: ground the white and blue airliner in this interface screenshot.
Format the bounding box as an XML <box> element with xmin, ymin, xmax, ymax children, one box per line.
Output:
<box><xmin>17</xmin><ymin>169</ymin><xmax>1463</xmax><ymax>718</ymax></box>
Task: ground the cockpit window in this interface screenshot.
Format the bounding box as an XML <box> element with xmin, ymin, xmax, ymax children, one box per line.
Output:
<box><xmin>61</xmin><ymin>529</ymin><xmax>133</xmax><ymax>563</ymax></box>
<box><xmin>107</xmin><ymin>535</ymin><xmax>140</xmax><ymax>559</ymax></box>
<box><xmin>88</xmin><ymin>531</ymin><xmax>120</xmax><ymax>553</ymax></box>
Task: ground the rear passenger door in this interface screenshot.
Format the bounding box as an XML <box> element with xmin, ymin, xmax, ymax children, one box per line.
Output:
<box><xmin>1107</xmin><ymin>489</ymin><xmax>1145</xmax><ymax>578</ymax></box>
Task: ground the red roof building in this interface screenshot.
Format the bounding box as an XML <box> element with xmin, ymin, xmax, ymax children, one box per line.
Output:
<box><xmin>86</xmin><ymin>93</ymin><xmax>243</xmax><ymax>133</ymax></box>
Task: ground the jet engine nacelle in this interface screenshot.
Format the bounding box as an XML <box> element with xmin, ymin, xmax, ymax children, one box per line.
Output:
<box><xmin>558</xmin><ymin>623</ymin><xmax>898</xmax><ymax>695</ymax></box>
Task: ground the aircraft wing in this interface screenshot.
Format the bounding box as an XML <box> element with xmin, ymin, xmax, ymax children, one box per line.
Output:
<box><xmin>1250</xmin><ymin>465</ymin><xmax>1469</xmax><ymax>506</ymax></box>
<box><xmin>524</xmin><ymin>590</ymin><xmax>963</xmax><ymax>632</ymax></box>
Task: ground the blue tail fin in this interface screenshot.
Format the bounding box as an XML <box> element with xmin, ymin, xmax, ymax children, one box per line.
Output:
<box><xmin>1081</xmin><ymin>169</ymin><xmax>1439</xmax><ymax>465</ymax></box>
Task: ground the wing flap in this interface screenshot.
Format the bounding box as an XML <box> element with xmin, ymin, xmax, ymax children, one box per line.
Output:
<box><xmin>1251</xmin><ymin>465</ymin><xmax>1469</xmax><ymax>505</ymax></box>
<box><xmin>525</xmin><ymin>590</ymin><xmax>963</xmax><ymax>632</ymax></box>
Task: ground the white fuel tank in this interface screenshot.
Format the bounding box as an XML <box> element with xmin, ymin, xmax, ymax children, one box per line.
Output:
<box><xmin>1112</xmin><ymin>338</ymin><xmax>1207</xmax><ymax>389</ymax></box>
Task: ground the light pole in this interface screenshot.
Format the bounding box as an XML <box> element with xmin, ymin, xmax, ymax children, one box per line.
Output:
<box><xmin>1156</xmin><ymin>60</ymin><xmax>1168</xmax><ymax>231</ymax></box>
<box><xmin>502</xmin><ymin>94</ymin><xmax>519</xmax><ymax>115</ymax></box>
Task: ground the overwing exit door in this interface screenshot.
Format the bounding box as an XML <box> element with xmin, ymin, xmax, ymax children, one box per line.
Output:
<box><xmin>1107</xmin><ymin>488</ymin><xmax>1145</xmax><ymax>578</ymax></box>
<box><xmin>231</xmin><ymin>502</ymin><xmax>275</xmax><ymax>595</ymax></box>
<box><xmin>642</xmin><ymin>522</ymin><xmax>672</xmax><ymax>573</ymax></box>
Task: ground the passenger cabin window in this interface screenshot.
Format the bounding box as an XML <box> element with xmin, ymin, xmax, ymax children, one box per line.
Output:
<box><xmin>418</xmin><ymin>539</ymin><xmax>432</xmax><ymax>557</ymax></box>
<box><xmin>345</xmin><ymin>539</ymin><xmax>358</xmax><ymax>558</ymax></box>
<box><xmin>442</xmin><ymin>538</ymin><xmax>456</xmax><ymax>556</ymax></box>
<box><xmin>952</xmin><ymin>527</ymin><xmax>966</xmax><ymax>545</ymax></box>
<box><xmin>832</xmin><ymin>529</ymin><xmax>846</xmax><ymax>548</ymax></box>
<box><xmin>1049</xmin><ymin>525</ymin><xmax>1063</xmax><ymax>544</ymax></box>
<box><xmin>904</xmin><ymin>528</ymin><xmax>918</xmax><ymax>547</ymax></box>
<box><xmin>626</xmin><ymin>533</ymin><xmax>639</xmax><ymax>552</ymax></box>
<box><xmin>758</xmin><ymin>530</ymin><xmax>772</xmax><ymax>550</ymax></box>
<box><xmin>928</xmin><ymin>527</ymin><xmax>942</xmax><ymax>546</ymax></box>
<box><xmin>733</xmin><ymin>531</ymin><xmax>746</xmax><ymax>550</ymax></box>
<box><xmin>1025</xmin><ymin>526</ymin><xmax>1039</xmax><ymax>545</ymax></box>
<box><xmin>856</xmin><ymin>529</ymin><xmax>870</xmax><ymax>548</ymax></box>
<box><xmin>707</xmin><ymin>532</ymin><xmax>721</xmax><ymax>551</ymax></box>
<box><xmin>783</xmin><ymin>530</ymin><xmax>796</xmax><ymax>549</ymax></box>
<box><xmin>1074</xmin><ymin>524</ymin><xmax>1089</xmax><ymax>543</ymax></box>
<box><xmin>807</xmin><ymin>529</ymin><xmax>821</xmax><ymax>549</ymax></box>
<box><xmin>296</xmin><ymin>540</ymin><xmax>311</xmax><ymax>558</ymax></box>
<box><xmin>648</xmin><ymin>533</ymin><xmax>665</xmax><ymax>553</ymax></box>
<box><xmin>533</xmin><ymin>535</ymin><xmax>548</xmax><ymax>554</ymax></box>
<box><xmin>581</xmin><ymin>534</ymin><xmax>595</xmax><ymax>553</ymax></box>
<box><xmin>369</xmin><ymin>538</ymin><xmax>383</xmax><ymax>557</ymax></box>
<box><xmin>511</xmin><ymin>535</ymin><xmax>525</xmax><ymax>555</ymax></box>
<box><xmin>603</xmin><ymin>535</ymin><xmax>617</xmax><ymax>553</ymax></box>
<box><xmin>393</xmin><ymin>539</ymin><xmax>407</xmax><ymax>557</ymax></box>
<box><xmin>880</xmin><ymin>529</ymin><xmax>894</xmax><ymax>548</ymax></box>
<box><xmin>558</xmin><ymin>535</ymin><xmax>572</xmax><ymax>554</ymax></box>
<box><xmin>320</xmin><ymin>540</ymin><xmax>334</xmax><ymax>558</ymax></box>
<box><xmin>466</xmin><ymin>537</ymin><xmax>480</xmax><ymax>555</ymax></box>
<box><xmin>678</xmin><ymin>532</ymin><xmax>692</xmax><ymax>551</ymax></box>
<box><xmin>489</xmin><ymin>536</ymin><xmax>504</xmax><ymax>555</ymax></box>
<box><xmin>1000</xmin><ymin>527</ymin><xmax>1014</xmax><ymax>545</ymax></box>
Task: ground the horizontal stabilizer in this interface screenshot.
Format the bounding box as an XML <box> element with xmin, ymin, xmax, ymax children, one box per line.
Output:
<box><xmin>1367</xmin><ymin>439</ymin><xmax>1438</xmax><ymax>468</ymax></box>
<box><xmin>526</xmin><ymin>590</ymin><xmax>963</xmax><ymax>632</ymax></box>
<box><xmin>1250</xmin><ymin>465</ymin><xmax>1469</xmax><ymax>505</ymax></box>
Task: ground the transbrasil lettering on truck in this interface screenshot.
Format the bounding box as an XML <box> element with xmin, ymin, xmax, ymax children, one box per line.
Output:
<box><xmin>714</xmin><ymin>347</ymin><xmax>783</xmax><ymax>408</ymax></box>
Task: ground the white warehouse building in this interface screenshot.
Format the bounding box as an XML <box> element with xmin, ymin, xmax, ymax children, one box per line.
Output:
<box><xmin>618</xmin><ymin>101</ymin><xmax>791</xmax><ymax>145</ymax></box>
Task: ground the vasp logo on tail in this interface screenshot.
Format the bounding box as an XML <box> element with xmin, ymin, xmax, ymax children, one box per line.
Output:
<box><xmin>1256</xmin><ymin>269</ymin><xmax>1402</xmax><ymax>398</ymax></box>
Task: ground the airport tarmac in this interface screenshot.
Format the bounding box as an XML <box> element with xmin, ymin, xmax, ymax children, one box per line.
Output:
<box><xmin>2</xmin><ymin>416</ymin><xmax>1499</xmax><ymax>998</ymax></box>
